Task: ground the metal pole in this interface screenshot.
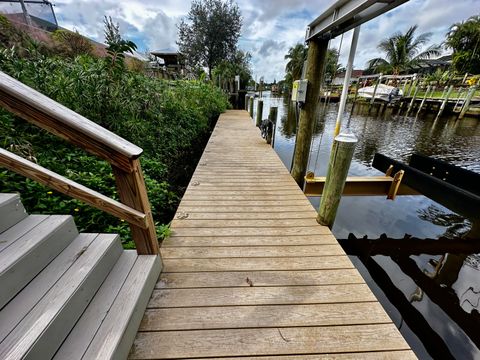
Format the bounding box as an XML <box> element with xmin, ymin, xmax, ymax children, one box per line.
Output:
<box><xmin>317</xmin><ymin>132</ymin><xmax>358</xmax><ymax>227</ymax></box>
<box><xmin>334</xmin><ymin>26</ymin><xmax>360</xmax><ymax>137</ymax></box>
<box><xmin>18</xmin><ymin>0</ymin><xmax>33</xmax><ymax>27</ymax></box>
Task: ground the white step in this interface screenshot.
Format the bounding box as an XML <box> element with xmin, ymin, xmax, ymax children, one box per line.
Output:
<box><xmin>0</xmin><ymin>194</ymin><xmax>27</xmax><ymax>233</ymax></box>
<box><xmin>0</xmin><ymin>233</ymin><xmax>123</xmax><ymax>360</ymax></box>
<box><xmin>55</xmin><ymin>253</ymin><xmax>161</xmax><ymax>360</ymax></box>
<box><xmin>0</xmin><ymin>233</ymin><xmax>98</xmax><ymax>342</ymax></box>
<box><xmin>0</xmin><ymin>215</ymin><xmax>78</xmax><ymax>309</ymax></box>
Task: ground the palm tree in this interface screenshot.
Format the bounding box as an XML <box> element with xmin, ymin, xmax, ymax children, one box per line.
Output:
<box><xmin>366</xmin><ymin>25</ymin><xmax>441</xmax><ymax>75</ymax></box>
<box><xmin>285</xmin><ymin>44</ymin><xmax>308</xmax><ymax>82</ymax></box>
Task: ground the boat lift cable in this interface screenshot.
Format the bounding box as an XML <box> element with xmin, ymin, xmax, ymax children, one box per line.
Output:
<box><xmin>307</xmin><ymin>37</ymin><xmax>335</xmax><ymax>174</ymax></box>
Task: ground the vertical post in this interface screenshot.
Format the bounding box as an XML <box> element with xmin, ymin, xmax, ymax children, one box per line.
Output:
<box><xmin>291</xmin><ymin>38</ymin><xmax>329</xmax><ymax>187</ymax></box>
<box><xmin>435</xmin><ymin>85</ymin><xmax>453</xmax><ymax>120</ymax></box>
<box><xmin>459</xmin><ymin>86</ymin><xmax>477</xmax><ymax>119</ymax></box>
<box><xmin>370</xmin><ymin>73</ymin><xmax>382</xmax><ymax>105</ymax></box>
<box><xmin>406</xmin><ymin>85</ymin><xmax>420</xmax><ymax>116</ymax></box>
<box><xmin>267</xmin><ymin>106</ymin><xmax>278</xmax><ymax>146</ymax></box>
<box><xmin>334</xmin><ymin>26</ymin><xmax>360</xmax><ymax>137</ymax></box>
<box><xmin>255</xmin><ymin>99</ymin><xmax>264</xmax><ymax>127</ymax></box>
<box><xmin>245</xmin><ymin>95</ymin><xmax>249</xmax><ymax>111</ymax></box>
<box><xmin>18</xmin><ymin>0</ymin><xmax>33</xmax><ymax>27</ymax></box>
<box><xmin>408</xmin><ymin>78</ymin><xmax>418</xmax><ymax>97</ymax></box>
<box><xmin>112</xmin><ymin>159</ymin><xmax>159</xmax><ymax>255</ymax></box>
<box><xmin>317</xmin><ymin>132</ymin><xmax>358</xmax><ymax>227</ymax></box>
<box><xmin>416</xmin><ymin>85</ymin><xmax>431</xmax><ymax>116</ymax></box>
<box><xmin>249</xmin><ymin>96</ymin><xmax>254</xmax><ymax>118</ymax></box>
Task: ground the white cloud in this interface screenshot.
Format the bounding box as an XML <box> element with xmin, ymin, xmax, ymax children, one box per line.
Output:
<box><xmin>50</xmin><ymin>0</ymin><xmax>477</xmax><ymax>81</ymax></box>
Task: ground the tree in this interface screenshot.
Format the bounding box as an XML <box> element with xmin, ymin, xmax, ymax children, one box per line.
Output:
<box><xmin>103</xmin><ymin>16</ymin><xmax>137</xmax><ymax>68</ymax></box>
<box><xmin>285</xmin><ymin>44</ymin><xmax>307</xmax><ymax>84</ymax></box>
<box><xmin>212</xmin><ymin>50</ymin><xmax>252</xmax><ymax>91</ymax></box>
<box><xmin>284</xmin><ymin>43</ymin><xmax>340</xmax><ymax>89</ymax></box>
<box><xmin>366</xmin><ymin>25</ymin><xmax>441</xmax><ymax>75</ymax></box>
<box><xmin>177</xmin><ymin>0</ymin><xmax>242</xmax><ymax>78</ymax></box>
<box><xmin>445</xmin><ymin>15</ymin><xmax>480</xmax><ymax>74</ymax></box>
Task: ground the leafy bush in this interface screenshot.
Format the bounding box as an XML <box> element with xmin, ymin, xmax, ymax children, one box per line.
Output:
<box><xmin>0</xmin><ymin>19</ymin><xmax>228</xmax><ymax>246</ymax></box>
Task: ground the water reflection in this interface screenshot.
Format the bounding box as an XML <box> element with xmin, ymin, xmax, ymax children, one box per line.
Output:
<box><xmin>251</xmin><ymin>92</ymin><xmax>480</xmax><ymax>359</ymax></box>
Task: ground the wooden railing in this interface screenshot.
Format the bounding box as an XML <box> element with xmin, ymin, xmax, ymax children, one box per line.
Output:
<box><xmin>0</xmin><ymin>71</ymin><xmax>159</xmax><ymax>255</ymax></box>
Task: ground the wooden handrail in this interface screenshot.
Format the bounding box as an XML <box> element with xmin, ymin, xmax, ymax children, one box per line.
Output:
<box><xmin>0</xmin><ymin>148</ymin><xmax>148</xmax><ymax>228</ymax></box>
<box><xmin>0</xmin><ymin>71</ymin><xmax>159</xmax><ymax>255</ymax></box>
<box><xmin>0</xmin><ymin>71</ymin><xmax>142</xmax><ymax>172</ymax></box>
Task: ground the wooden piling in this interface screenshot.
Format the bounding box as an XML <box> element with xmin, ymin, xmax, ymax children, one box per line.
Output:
<box><xmin>435</xmin><ymin>85</ymin><xmax>453</xmax><ymax>120</ymax></box>
<box><xmin>416</xmin><ymin>85</ymin><xmax>431</xmax><ymax>116</ymax></box>
<box><xmin>370</xmin><ymin>74</ymin><xmax>382</xmax><ymax>105</ymax></box>
<box><xmin>317</xmin><ymin>132</ymin><xmax>358</xmax><ymax>228</ymax></box>
<box><xmin>267</xmin><ymin>106</ymin><xmax>278</xmax><ymax>146</ymax></box>
<box><xmin>406</xmin><ymin>85</ymin><xmax>420</xmax><ymax>116</ymax></box>
<box><xmin>245</xmin><ymin>95</ymin><xmax>249</xmax><ymax>111</ymax></box>
<box><xmin>255</xmin><ymin>99</ymin><xmax>263</xmax><ymax>127</ymax></box>
<box><xmin>249</xmin><ymin>96</ymin><xmax>254</xmax><ymax>118</ymax></box>
<box><xmin>291</xmin><ymin>38</ymin><xmax>329</xmax><ymax>187</ymax></box>
<box><xmin>459</xmin><ymin>86</ymin><xmax>477</xmax><ymax>119</ymax></box>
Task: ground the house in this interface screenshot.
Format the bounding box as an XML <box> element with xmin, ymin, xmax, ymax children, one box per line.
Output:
<box><xmin>332</xmin><ymin>69</ymin><xmax>364</xmax><ymax>85</ymax></box>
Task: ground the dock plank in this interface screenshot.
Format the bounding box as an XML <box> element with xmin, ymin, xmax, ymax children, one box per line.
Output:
<box><xmin>129</xmin><ymin>110</ymin><xmax>413</xmax><ymax>359</ymax></box>
<box><xmin>130</xmin><ymin>325</ymin><xmax>410</xmax><ymax>359</ymax></box>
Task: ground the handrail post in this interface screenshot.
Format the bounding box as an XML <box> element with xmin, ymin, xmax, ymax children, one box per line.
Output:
<box><xmin>112</xmin><ymin>159</ymin><xmax>159</xmax><ymax>255</ymax></box>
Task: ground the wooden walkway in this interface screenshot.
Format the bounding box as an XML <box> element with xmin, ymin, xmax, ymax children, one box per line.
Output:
<box><xmin>129</xmin><ymin>110</ymin><xmax>416</xmax><ymax>359</ymax></box>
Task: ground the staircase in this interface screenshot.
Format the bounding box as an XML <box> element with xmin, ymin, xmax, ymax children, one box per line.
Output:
<box><xmin>0</xmin><ymin>193</ymin><xmax>161</xmax><ymax>360</ymax></box>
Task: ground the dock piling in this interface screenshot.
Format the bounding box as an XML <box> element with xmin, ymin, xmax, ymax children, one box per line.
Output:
<box><xmin>245</xmin><ymin>95</ymin><xmax>249</xmax><ymax>111</ymax></box>
<box><xmin>267</xmin><ymin>106</ymin><xmax>278</xmax><ymax>146</ymax></box>
<box><xmin>435</xmin><ymin>85</ymin><xmax>453</xmax><ymax>120</ymax></box>
<box><xmin>249</xmin><ymin>96</ymin><xmax>254</xmax><ymax>118</ymax></box>
<box><xmin>370</xmin><ymin>74</ymin><xmax>382</xmax><ymax>106</ymax></box>
<box><xmin>256</xmin><ymin>99</ymin><xmax>264</xmax><ymax>127</ymax></box>
<box><xmin>406</xmin><ymin>85</ymin><xmax>420</xmax><ymax>116</ymax></box>
<box><xmin>317</xmin><ymin>132</ymin><xmax>358</xmax><ymax>228</ymax></box>
<box><xmin>459</xmin><ymin>86</ymin><xmax>477</xmax><ymax>119</ymax></box>
<box><xmin>416</xmin><ymin>85</ymin><xmax>431</xmax><ymax>116</ymax></box>
<box><xmin>291</xmin><ymin>38</ymin><xmax>329</xmax><ymax>187</ymax></box>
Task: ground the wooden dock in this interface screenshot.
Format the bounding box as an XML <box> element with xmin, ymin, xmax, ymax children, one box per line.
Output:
<box><xmin>129</xmin><ymin>110</ymin><xmax>416</xmax><ymax>359</ymax></box>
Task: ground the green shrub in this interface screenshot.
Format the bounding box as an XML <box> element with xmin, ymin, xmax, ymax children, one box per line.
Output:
<box><xmin>0</xmin><ymin>34</ymin><xmax>228</xmax><ymax>246</ymax></box>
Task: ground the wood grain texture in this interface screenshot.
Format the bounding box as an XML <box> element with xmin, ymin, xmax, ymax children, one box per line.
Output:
<box><xmin>162</xmin><ymin>256</ymin><xmax>354</xmax><ymax>272</ymax></box>
<box><xmin>140</xmin><ymin>302</ymin><xmax>391</xmax><ymax>331</ymax></box>
<box><xmin>156</xmin><ymin>269</ymin><xmax>364</xmax><ymax>288</ymax></box>
<box><xmin>148</xmin><ymin>284</ymin><xmax>376</xmax><ymax>308</ymax></box>
<box><xmin>129</xmin><ymin>324</ymin><xmax>411</xmax><ymax>359</ymax></box>
<box><xmin>0</xmin><ymin>71</ymin><xmax>141</xmax><ymax>171</ymax></box>
<box><xmin>0</xmin><ymin>148</ymin><xmax>148</xmax><ymax>229</ymax></box>
<box><xmin>112</xmin><ymin>159</ymin><xmax>159</xmax><ymax>255</ymax></box>
<box><xmin>161</xmin><ymin>245</ymin><xmax>345</xmax><ymax>258</ymax></box>
<box><xmin>198</xmin><ymin>351</ymin><xmax>417</xmax><ymax>360</ymax></box>
<box><xmin>130</xmin><ymin>110</ymin><xmax>413</xmax><ymax>359</ymax></box>
<box><xmin>162</xmin><ymin>234</ymin><xmax>338</xmax><ymax>247</ymax></box>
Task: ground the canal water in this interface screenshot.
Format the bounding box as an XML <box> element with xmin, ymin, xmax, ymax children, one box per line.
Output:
<box><xmin>252</xmin><ymin>92</ymin><xmax>480</xmax><ymax>360</ymax></box>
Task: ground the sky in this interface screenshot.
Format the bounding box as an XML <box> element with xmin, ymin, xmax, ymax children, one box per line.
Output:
<box><xmin>3</xmin><ymin>0</ymin><xmax>478</xmax><ymax>82</ymax></box>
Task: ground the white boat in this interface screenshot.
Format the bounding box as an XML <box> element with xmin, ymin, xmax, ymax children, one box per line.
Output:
<box><xmin>357</xmin><ymin>84</ymin><xmax>403</xmax><ymax>102</ymax></box>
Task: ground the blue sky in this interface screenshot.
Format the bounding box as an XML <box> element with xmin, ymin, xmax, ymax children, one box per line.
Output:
<box><xmin>3</xmin><ymin>0</ymin><xmax>478</xmax><ymax>81</ymax></box>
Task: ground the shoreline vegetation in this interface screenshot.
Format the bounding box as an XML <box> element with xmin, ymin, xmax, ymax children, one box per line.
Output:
<box><xmin>0</xmin><ymin>14</ymin><xmax>229</xmax><ymax>247</ymax></box>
